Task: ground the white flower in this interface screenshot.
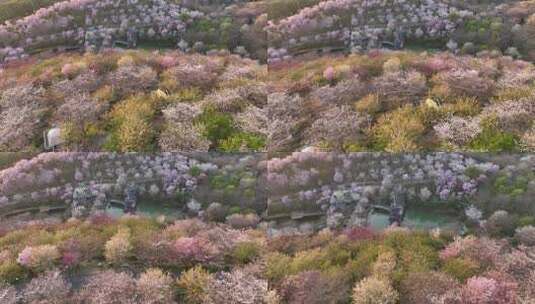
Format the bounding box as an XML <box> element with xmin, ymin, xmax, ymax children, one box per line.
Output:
<box><xmin>465</xmin><ymin>205</ymin><xmax>483</xmax><ymax>221</ymax></box>
<box><xmin>446</xmin><ymin>39</ymin><xmax>458</xmax><ymax>51</ymax></box>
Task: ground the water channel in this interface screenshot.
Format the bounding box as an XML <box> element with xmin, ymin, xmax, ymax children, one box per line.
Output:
<box><xmin>106</xmin><ymin>201</ymin><xmax>462</xmax><ymax>231</ymax></box>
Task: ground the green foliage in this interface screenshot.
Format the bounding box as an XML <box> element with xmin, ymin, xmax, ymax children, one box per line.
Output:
<box><xmin>209</xmin><ymin>172</ymin><xmax>241</xmax><ymax>190</ymax></box>
<box><xmin>196</xmin><ymin>109</ymin><xmax>235</xmax><ymax>147</ymax></box>
<box><xmin>228</xmin><ymin>206</ymin><xmax>242</xmax><ymax>215</ymax></box>
<box><xmin>61</xmin><ymin>121</ymin><xmax>101</xmax><ymax>149</ymax></box>
<box><xmin>169</xmin><ymin>88</ymin><xmax>203</xmax><ymax>103</ymax></box>
<box><xmin>469</xmin><ymin>118</ymin><xmax>518</xmax><ymax>152</ymax></box>
<box><xmin>493</xmin><ymin>173</ymin><xmax>532</xmax><ymax>196</ymax></box>
<box><xmin>231</xmin><ymin>242</ymin><xmax>260</xmax><ymax>265</ymax></box>
<box><xmin>345</xmin><ymin>242</ymin><xmax>381</xmax><ymax>281</ymax></box>
<box><xmin>464</xmin><ymin>166</ymin><xmax>482</xmax><ymax>179</ymax></box>
<box><xmin>0</xmin><ymin>261</ymin><xmax>28</xmax><ymax>284</ymax></box>
<box><xmin>219</xmin><ymin>132</ymin><xmax>266</xmax><ymax>152</ymax></box>
<box><xmin>176</xmin><ymin>266</ymin><xmax>212</xmax><ymax>304</ymax></box>
<box><xmin>105</xmin><ymin>95</ymin><xmax>158</xmax><ymax>152</ymax></box>
<box><xmin>441</xmin><ymin>257</ymin><xmax>481</xmax><ymax>282</ymax></box>
<box><xmin>383</xmin><ymin>231</ymin><xmax>440</xmax><ymax>282</ymax></box>
<box><xmin>264</xmin><ymin>252</ymin><xmax>292</xmax><ymax>282</ymax></box>
<box><xmin>28</xmin><ymin>57</ymin><xmax>64</xmax><ymax>78</ymax></box>
<box><xmin>517</xmin><ymin>216</ymin><xmax>535</xmax><ymax>228</ymax></box>
<box><xmin>441</xmin><ymin>97</ymin><xmax>481</xmax><ymax>117</ymax></box>
<box><xmin>189</xmin><ymin>166</ymin><xmax>201</xmax><ymax>177</ymax></box>
<box><xmin>373</xmin><ymin>105</ymin><xmax>426</xmax><ymax>152</ymax></box>
<box><xmin>464</xmin><ymin>18</ymin><xmax>493</xmax><ymax>33</ymax></box>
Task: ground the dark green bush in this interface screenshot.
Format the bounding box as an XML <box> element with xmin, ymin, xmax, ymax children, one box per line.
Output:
<box><xmin>196</xmin><ymin>109</ymin><xmax>235</xmax><ymax>147</ymax></box>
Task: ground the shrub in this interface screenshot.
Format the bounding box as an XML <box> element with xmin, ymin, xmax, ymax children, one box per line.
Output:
<box><xmin>106</xmin><ymin>95</ymin><xmax>157</xmax><ymax>152</ymax></box>
<box><xmin>383</xmin><ymin>58</ymin><xmax>402</xmax><ymax>74</ymax></box>
<box><xmin>61</xmin><ymin>62</ymin><xmax>87</xmax><ymax>79</ymax></box>
<box><xmin>205</xmin><ymin>269</ymin><xmax>268</xmax><ymax>304</ymax></box>
<box><xmin>432</xmin><ymin>69</ymin><xmax>495</xmax><ymax>100</ymax></box>
<box><xmin>442</xmin><ymin>257</ymin><xmax>481</xmax><ymax>282</ymax></box>
<box><xmin>264</xmin><ymin>252</ymin><xmax>292</xmax><ymax>282</ymax></box>
<box><xmin>434</xmin><ymin>116</ymin><xmax>482</xmax><ymax>147</ymax></box>
<box><xmin>371</xmin><ymin>251</ymin><xmax>397</xmax><ymax>281</ymax></box>
<box><xmin>104</xmin><ymin>228</ymin><xmax>132</xmax><ymax>265</ymax></box>
<box><xmin>0</xmin><ymin>85</ymin><xmax>48</xmax><ymax>151</ymax></box>
<box><xmin>343</xmin><ymin>227</ymin><xmax>375</xmax><ymax>241</ymax></box>
<box><xmin>108</xmin><ymin>65</ymin><xmax>158</xmax><ymax>96</ymax></box>
<box><xmin>400</xmin><ymin>271</ymin><xmax>459</xmax><ymax>304</ymax></box>
<box><xmin>59</xmin><ymin>239</ymin><xmax>81</xmax><ymax>268</ymax></box>
<box><xmin>17</xmin><ymin>245</ymin><xmax>60</xmax><ymax>272</ymax></box>
<box><xmin>515</xmin><ymin>225</ymin><xmax>535</xmax><ymax>246</ymax></box>
<box><xmin>21</xmin><ymin>270</ymin><xmax>71</xmax><ymax>304</ymax></box>
<box><xmin>159</xmin><ymin>122</ymin><xmax>210</xmax><ymax>152</ymax></box>
<box><xmin>235</xmin><ymin>106</ymin><xmax>268</xmax><ymax>136</ymax></box>
<box><xmin>177</xmin><ymin>266</ymin><xmax>213</xmax><ymax>304</ymax></box>
<box><xmin>306</xmin><ymin>105</ymin><xmax>370</xmax><ymax>151</ymax></box>
<box><xmin>201</xmin><ymin>89</ymin><xmax>247</xmax><ymax>113</ymax></box>
<box><xmin>469</xmin><ymin>118</ymin><xmax>518</xmax><ymax>152</ymax></box>
<box><xmin>136</xmin><ymin>268</ymin><xmax>175</xmax><ymax>304</ymax></box>
<box><xmin>0</xmin><ymin>283</ymin><xmax>17</xmax><ymax>304</ymax></box>
<box><xmin>372</xmin><ymin>70</ymin><xmax>427</xmax><ymax>107</ymax></box>
<box><xmin>204</xmin><ymin>203</ymin><xmax>227</xmax><ymax>222</ymax></box>
<box><xmin>219</xmin><ymin>132</ymin><xmax>266</xmax><ymax>152</ymax></box>
<box><xmin>352</xmin><ymin>277</ymin><xmax>399</xmax><ymax>304</ymax></box>
<box><xmin>196</xmin><ymin>109</ymin><xmax>236</xmax><ymax>147</ymax></box>
<box><xmin>485</xmin><ymin>210</ymin><xmax>517</xmax><ymax>237</ymax></box>
<box><xmin>463</xmin><ymin>273</ymin><xmax>517</xmax><ymax>304</ymax></box>
<box><xmin>481</xmin><ymin>99</ymin><xmax>535</xmax><ymax>135</ymax></box>
<box><xmin>87</xmin><ymin>53</ymin><xmax>118</xmax><ymax>75</ymax></box>
<box><xmin>75</xmin><ymin>270</ymin><xmax>137</xmax><ymax>304</ymax></box>
<box><xmin>355</xmin><ymin>94</ymin><xmax>381</xmax><ymax>116</ymax></box>
<box><xmin>226</xmin><ymin>213</ymin><xmax>260</xmax><ymax>229</ymax></box>
<box><xmin>173</xmin><ymin>237</ymin><xmax>218</xmax><ymax>266</ymax></box>
<box><xmin>231</xmin><ymin>242</ymin><xmax>260</xmax><ymax>265</ymax></box>
<box><xmin>522</xmin><ymin>124</ymin><xmax>535</xmax><ymax>152</ymax></box>
<box><xmin>517</xmin><ymin>216</ymin><xmax>535</xmax><ymax>227</ymax></box>
<box><xmin>0</xmin><ymin>260</ymin><xmax>28</xmax><ymax>284</ymax></box>
<box><xmin>279</xmin><ymin>270</ymin><xmax>351</xmax><ymax>304</ymax></box>
<box><xmin>374</xmin><ymin>105</ymin><xmax>426</xmax><ymax>152</ymax></box>
<box><xmin>441</xmin><ymin>97</ymin><xmax>482</xmax><ymax>117</ymax></box>
<box><xmin>323</xmin><ymin>66</ymin><xmax>336</xmax><ymax>83</ymax></box>
<box><xmin>159</xmin><ymin>56</ymin><xmax>222</xmax><ymax>92</ymax></box>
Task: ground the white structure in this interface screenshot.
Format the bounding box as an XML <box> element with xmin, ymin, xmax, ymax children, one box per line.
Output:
<box><xmin>43</xmin><ymin>127</ymin><xmax>64</xmax><ymax>150</ymax></box>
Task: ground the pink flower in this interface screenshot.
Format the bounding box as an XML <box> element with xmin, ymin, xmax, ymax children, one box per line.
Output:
<box><xmin>61</xmin><ymin>63</ymin><xmax>73</xmax><ymax>76</ymax></box>
<box><xmin>343</xmin><ymin>227</ymin><xmax>375</xmax><ymax>241</ymax></box>
<box><xmin>159</xmin><ymin>55</ymin><xmax>178</xmax><ymax>69</ymax></box>
<box><xmin>17</xmin><ymin>247</ymin><xmax>33</xmax><ymax>266</ymax></box>
<box><xmin>463</xmin><ymin>273</ymin><xmax>517</xmax><ymax>304</ymax></box>
<box><xmin>173</xmin><ymin>237</ymin><xmax>217</xmax><ymax>264</ymax></box>
<box><xmin>61</xmin><ymin>240</ymin><xmax>81</xmax><ymax>267</ymax></box>
<box><xmin>323</xmin><ymin>66</ymin><xmax>336</xmax><ymax>82</ymax></box>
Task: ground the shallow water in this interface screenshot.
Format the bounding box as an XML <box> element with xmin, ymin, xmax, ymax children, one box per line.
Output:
<box><xmin>369</xmin><ymin>208</ymin><xmax>461</xmax><ymax>231</ymax></box>
<box><xmin>106</xmin><ymin>200</ymin><xmax>184</xmax><ymax>218</ymax></box>
<box><xmin>107</xmin><ymin>200</ymin><xmax>461</xmax><ymax>232</ymax></box>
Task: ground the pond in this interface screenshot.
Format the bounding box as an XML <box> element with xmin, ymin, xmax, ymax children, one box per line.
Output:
<box><xmin>369</xmin><ymin>208</ymin><xmax>462</xmax><ymax>231</ymax></box>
